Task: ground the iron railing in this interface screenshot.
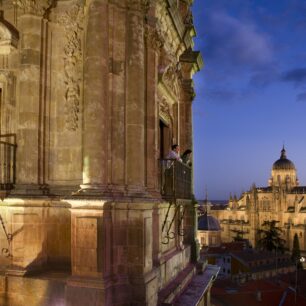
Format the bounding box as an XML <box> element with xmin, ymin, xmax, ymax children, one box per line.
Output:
<box><xmin>0</xmin><ymin>134</ymin><xmax>16</xmax><ymax>190</ymax></box>
<box><xmin>159</xmin><ymin>159</ymin><xmax>192</xmax><ymax>200</ymax></box>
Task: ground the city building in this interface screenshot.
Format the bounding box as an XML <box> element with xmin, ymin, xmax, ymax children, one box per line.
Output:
<box><xmin>0</xmin><ymin>1</ymin><xmax>218</xmax><ymax>305</ymax></box>
<box><xmin>212</xmin><ymin>147</ymin><xmax>306</xmax><ymax>254</ymax></box>
<box><xmin>201</xmin><ymin>242</ymin><xmax>246</xmax><ymax>279</ymax></box>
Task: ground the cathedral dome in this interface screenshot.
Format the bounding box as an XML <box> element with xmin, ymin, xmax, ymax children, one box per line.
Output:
<box><xmin>198</xmin><ymin>213</ymin><xmax>221</xmax><ymax>231</ymax></box>
<box><xmin>272</xmin><ymin>147</ymin><xmax>295</xmax><ymax>170</ymax></box>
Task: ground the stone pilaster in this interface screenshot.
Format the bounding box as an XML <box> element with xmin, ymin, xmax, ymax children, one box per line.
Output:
<box><xmin>108</xmin><ymin>3</ymin><xmax>126</xmax><ymax>191</ymax></box>
<box><xmin>125</xmin><ymin>8</ymin><xmax>146</xmax><ymax>193</ymax></box>
<box><xmin>13</xmin><ymin>1</ymin><xmax>52</xmax><ymax>194</ymax></box>
<box><xmin>145</xmin><ymin>18</ymin><xmax>163</xmax><ymax>195</ymax></box>
<box><xmin>81</xmin><ymin>0</ymin><xmax>109</xmax><ymax>193</ymax></box>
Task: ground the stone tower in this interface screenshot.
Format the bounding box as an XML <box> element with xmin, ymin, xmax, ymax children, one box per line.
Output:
<box><xmin>0</xmin><ymin>1</ymin><xmax>217</xmax><ymax>305</ymax></box>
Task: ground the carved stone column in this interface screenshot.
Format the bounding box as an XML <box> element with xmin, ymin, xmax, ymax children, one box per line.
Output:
<box><xmin>80</xmin><ymin>0</ymin><xmax>109</xmax><ymax>193</ymax></box>
<box><xmin>13</xmin><ymin>0</ymin><xmax>52</xmax><ymax>193</ymax></box>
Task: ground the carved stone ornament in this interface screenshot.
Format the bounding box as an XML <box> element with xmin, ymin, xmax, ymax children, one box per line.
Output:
<box><xmin>161</xmin><ymin>63</ymin><xmax>180</xmax><ymax>98</ymax></box>
<box><xmin>145</xmin><ymin>24</ymin><xmax>164</xmax><ymax>51</ymax></box>
<box><xmin>0</xmin><ymin>18</ymin><xmax>19</xmax><ymax>54</ymax></box>
<box><xmin>13</xmin><ymin>0</ymin><xmax>53</xmax><ymax>16</ymax></box>
<box><xmin>56</xmin><ymin>2</ymin><xmax>84</xmax><ymax>131</ymax></box>
<box><xmin>159</xmin><ymin>97</ymin><xmax>172</xmax><ymax>125</ymax></box>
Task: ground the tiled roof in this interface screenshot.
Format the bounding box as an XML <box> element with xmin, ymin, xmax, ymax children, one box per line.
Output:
<box><xmin>202</xmin><ymin>242</ymin><xmax>246</xmax><ymax>255</ymax></box>
<box><xmin>212</xmin><ymin>279</ymin><xmax>306</xmax><ymax>306</ymax></box>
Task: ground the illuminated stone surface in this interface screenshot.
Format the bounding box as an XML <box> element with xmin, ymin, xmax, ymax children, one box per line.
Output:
<box><xmin>0</xmin><ymin>1</ymin><xmax>216</xmax><ymax>305</ymax></box>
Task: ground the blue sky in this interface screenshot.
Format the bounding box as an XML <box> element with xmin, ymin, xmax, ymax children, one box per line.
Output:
<box><xmin>192</xmin><ymin>0</ymin><xmax>306</xmax><ymax>200</ymax></box>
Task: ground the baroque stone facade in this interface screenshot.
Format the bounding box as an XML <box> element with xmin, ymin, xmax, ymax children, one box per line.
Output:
<box><xmin>212</xmin><ymin>147</ymin><xmax>306</xmax><ymax>256</ymax></box>
<box><xmin>0</xmin><ymin>1</ymin><xmax>217</xmax><ymax>305</ymax></box>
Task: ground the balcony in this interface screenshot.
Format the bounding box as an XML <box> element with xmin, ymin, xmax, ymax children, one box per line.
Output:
<box><xmin>0</xmin><ymin>134</ymin><xmax>16</xmax><ymax>191</ymax></box>
<box><xmin>159</xmin><ymin>159</ymin><xmax>192</xmax><ymax>200</ymax></box>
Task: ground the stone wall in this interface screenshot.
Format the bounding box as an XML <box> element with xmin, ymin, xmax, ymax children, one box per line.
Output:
<box><xmin>0</xmin><ymin>0</ymin><xmax>203</xmax><ymax>305</ymax></box>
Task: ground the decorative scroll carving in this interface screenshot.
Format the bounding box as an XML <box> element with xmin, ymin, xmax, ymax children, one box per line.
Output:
<box><xmin>161</xmin><ymin>63</ymin><xmax>180</xmax><ymax>97</ymax></box>
<box><xmin>159</xmin><ymin>97</ymin><xmax>173</xmax><ymax>125</ymax></box>
<box><xmin>57</xmin><ymin>3</ymin><xmax>84</xmax><ymax>131</ymax></box>
<box><xmin>0</xmin><ymin>20</ymin><xmax>19</xmax><ymax>54</ymax></box>
<box><xmin>13</xmin><ymin>0</ymin><xmax>53</xmax><ymax>16</ymax></box>
<box><xmin>145</xmin><ymin>24</ymin><xmax>164</xmax><ymax>51</ymax></box>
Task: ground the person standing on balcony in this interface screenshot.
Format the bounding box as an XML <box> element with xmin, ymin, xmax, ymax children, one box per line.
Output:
<box><xmin>167</xmin><ymin>144</ymin><xmax>182</xmax><ymax>162</ymax></box>
<box><xmin>181</xmin><ymin>149</ymin><xmax>192</xmax><ymax>167</ymax></box>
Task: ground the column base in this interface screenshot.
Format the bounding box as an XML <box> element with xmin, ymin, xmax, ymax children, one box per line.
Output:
<box><xmin>8</xmin><ymin>184</ymin><xmax>49</xmax><ymax>197</ymax></box>
<box><xmin>73</xmin><ymin>184</ymin><xmax>160</xmax><ymax>201</ymax></box>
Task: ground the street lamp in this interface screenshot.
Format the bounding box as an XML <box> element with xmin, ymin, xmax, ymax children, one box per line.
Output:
<box><xmin>295</xmin><ymin>256</ymin><xmax>305</xmax><ymax>305</ymax></box>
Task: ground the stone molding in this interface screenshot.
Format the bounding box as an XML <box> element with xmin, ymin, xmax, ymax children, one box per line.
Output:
<box><xmin>56</xmin><ymin>2</ymin><xmax>84</xmax><ymax>131</ymax></box>
<box><xmin>13</xmin><ymin>0</ymin><xmax>53</xmax><ymax>16</ymax></box>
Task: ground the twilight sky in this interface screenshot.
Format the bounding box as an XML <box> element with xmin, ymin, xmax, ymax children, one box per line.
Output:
<box><xmin>192</xmin><ymin>0</ymin><xmax>306</xmax><ymax>200</ymax></box>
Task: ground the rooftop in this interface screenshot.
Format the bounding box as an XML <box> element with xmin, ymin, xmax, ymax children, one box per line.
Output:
<box><xmin>212</xmin><ymin>278</ymin><xmax>306</xmax><ymax>306</ymax></box>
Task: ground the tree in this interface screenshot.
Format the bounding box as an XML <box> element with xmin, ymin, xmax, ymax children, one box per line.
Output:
<box><xmin>256</xmin><ymin>220</ymin><xmax>286</xmax><ymax>253</ymax></box>
<box><xmin>291</xmin><ymin>233</ymin><xmax>302</xmax><ymax>269</ymax></box>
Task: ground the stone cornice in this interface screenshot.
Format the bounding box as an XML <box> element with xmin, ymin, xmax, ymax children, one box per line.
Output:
<box><xmin>13</xmin><ymin>0</ymin><xmax>53</xmax><ymax>16</ymax></box>
<box><xmin>179</xmin><ymin>48</ymin><xmax>203</xmax><ymax>72</ymax></box>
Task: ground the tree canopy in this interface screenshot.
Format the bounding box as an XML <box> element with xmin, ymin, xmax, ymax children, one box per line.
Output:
<box><xmin>256</xmin><ymin>220</ymin><xmax>286</xmax><ymax>253</ymax></box>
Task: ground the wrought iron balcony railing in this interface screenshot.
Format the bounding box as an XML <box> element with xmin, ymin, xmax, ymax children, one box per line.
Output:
<box><xmin>159</xmin><ymin>159</ymin><xmax>192</xmax><ymax>200</ymax></box>
<box><xmin>0</xmin><ymin>134</ymin><xmax>16</xmax><ymax>191</ymax></box>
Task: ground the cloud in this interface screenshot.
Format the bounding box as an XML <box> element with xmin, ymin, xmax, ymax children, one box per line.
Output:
<box><xmin>282</xmin><ymin>68</ymin><xmax>306</xmax><ymax>85</ymax></box>
<box><xmin>206</xmin><ymin>90</ymin><xmax>239</xmax><ymax>102</ymax></box>
<box><xmin>296</xmin><ymin>92</ymin><xmax>306</xmax><ymax>102</ymax></box>
<box><xmin>203</xmin><ymin>11</ymin><xmax>273</xmax><ymax>70</ymax></box>
<box><xmin>249</xmin><ymin>67</ymin><xmax>280</xmax><ymax>88</ymax></box>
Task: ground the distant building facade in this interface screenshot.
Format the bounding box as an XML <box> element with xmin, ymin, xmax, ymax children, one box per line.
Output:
<box><xmin>212</xmin><ymin>147</ymin><xmax>306</xmax><ymax>254</ymax></box>
<box><xmin>202</xmin><ymin>243</ymin><xmax>294</xmax><ymax>281</ymax></box>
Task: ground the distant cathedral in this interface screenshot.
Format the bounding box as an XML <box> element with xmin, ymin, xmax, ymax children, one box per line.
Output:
<box><xmin>212</xmin><ymin>147</ymin><xmax>306</xmax><ymax>255</ymax></box>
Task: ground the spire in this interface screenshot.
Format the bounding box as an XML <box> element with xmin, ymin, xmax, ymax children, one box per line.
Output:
<box><xmin>280</xmin><ymin>145</ymin><xmax>287</xmax><ymax>159</ymax></box>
